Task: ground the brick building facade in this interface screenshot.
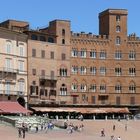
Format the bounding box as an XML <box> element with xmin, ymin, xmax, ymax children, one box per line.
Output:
<box><xmin>0</xmin><ymin>9</ymin><xmax>140</xmax><ymax>112</ymax></box>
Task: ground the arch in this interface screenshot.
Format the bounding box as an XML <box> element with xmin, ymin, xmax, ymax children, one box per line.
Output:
<box><xmin>129</xmin><ymin>81</ymin><xmax>136</xmax><ymax>93</ymax></box>
<box><xmin>62</xmin><ymin>29</ymin><xmax>65</xmax><ymax>36</ymax></box>
<box><xmin>116</xmin><ymin>25</ymin><xmax>121</xmax><ymax>32</ymax></box>
<box><xmin>31</xmin><ymin>34</ymin><xmax>38</xmax><ymax>40</ymax></box>
<box><xmin>17</xmin><ymin>97</ymin><xmax>25</xmax><ymax>107</ymax></box>
<box><xmin>60</xmin><ymin>83</ymin><xmax>67</xmax><ymax>95</ymax></box>
<box><xmin>6</xmin><ymin>41</ymin><xmax>12</xmax><ymax>54</ymax></box>
<box><xmin>116</xmin><ymin>36</ymin><xmax>121</xmax><ymax>45</ymax></box>
<box><xmin>62</xmin><ymin>39</ymin><xmax>65</xmax><ymax>44</ymax></box>
<box><xmin>48</xmin><ymin>37</ymin><xmax>54</xmax><ymax>43</ymax></box>
<box><xmin>39</xmin><ymin>36</ymin><xmax>46</xmax><ymax>41</ymax></box>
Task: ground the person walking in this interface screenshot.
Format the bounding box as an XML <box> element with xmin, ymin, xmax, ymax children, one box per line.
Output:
<box><xmin>113</xmin><ymin>124</ymin><xmax>115</xmax><ymax>131</ymax></box>
<box><xmin>22</xmin><ymin>126</ymin><xmax>26</xmax><ymax>139</ymax></box>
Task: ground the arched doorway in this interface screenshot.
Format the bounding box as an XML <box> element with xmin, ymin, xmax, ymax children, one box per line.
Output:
<box><xmin>17</xmin><ymin>97</ymin><xmax>25</xmax><ymax>107</ymax></box>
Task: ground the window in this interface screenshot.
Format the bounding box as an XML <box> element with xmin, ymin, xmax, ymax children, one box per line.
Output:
<box><xmin>71</xmin><ymin>48</ymin><xmax>78</xmax><ymax>57</ymax></box>
<box><xmin>62</xmin><ymin>29</ymin><xmax>65</xmax><ymax>36</ymax></box>
<box><xmin>115</xmin><ymin>83</ymin><xmax>122</xmax><ymax>93</ymax></box>
<box><xmin>71</xmin><ymin>84</ymin><xmax>78</xmax><ymax>91</ymax></box>
<box><xmin>19</xmin><ymin>45</ymin><xmax>24</xmax><ymax>56</ymax></box>
<box><xmin>129</xmin><ymin>83</ymin><xmax>136</xmax><ymax>93</ymax></box>
<box><xmin>50</xmin><ymin>51</ymin><xmax>54</xmax><ymax>59</ymax></box>
<box><xmin>80</xmin><ymin>49</ymin><xmax>87</xmax><ymax>58</ymax></box>
<box><xmin>100</xmin><ymin>67</ymin><xmax>106</xmax><ymax>75</ymax></box>
<box><xmin>62</xmin><ymin>39</ymin><xmax>65</xmax><ymax>44</ymax></box>
<box><xmin>60</xmin><ymin>84</ymin><xmax>67</xmax><ymax>95</ymax></box>
<box><xmin>6</xmin><ymin>41</ymin><xmax>12</xmax><ymax>54</ymax></box>
<box><xmin>0</xmin><ymin>82</ymin><xmax>3</xmax><ymax>94</ymax></box>
<box><xmin>116</xmin><ymin>36</ymin><xmax>121</xmax><ymax>45</ymax></box>
<box><xmin>129</xmin><ymin>51</ymin><xmax>136</xmax><ymax>60</ymax></box>
<box><xmin>41</xmin><ymin>70</ymin><xmax>45</xmax><ymax>76</ymax></box>
<box><xmin>116</xmin><ymin>15</ymin><xmax>120</xmax><ymax>22</ymax></box>
<box><xmin>60</xmin><ymin>68</ymin><xmax>67</xmax><ymax>76</ymax></box>
<box><xmin>115</xmin><ymin>50</ymin><xmax>122</xmax><ymax>59</ymax></box>
<box><xmin>41</xmin><ymin>50</ymin><xmax>45</xmax><ymax>58</ymax></box>
<box><xmin>32</xmin><ymin>69</ymin><xmax>36</xmax><ymax>75</ymax></box>
<box><xmin>129</xmin><ymin>67</ymin><xmax>136</xmax><ymax>76</ymax></box>
<box><xmin>62</xmin><ymin>53</ymin><xmax>66</xmax><ymax>60</ymax></box>
<box><xmin>116</xmin><ymin>96</ymin><xmax>120</xmax><ymax>105</ymax></box>
<box><xmin>91</xmin><ymin>96</ymin><xmax>96</xmax><ymax>104</ymax></box>
<box><xmin>30</xmin><ymin>85</ymin><xmax>38</xmax><ymax>95</ymax></box>
<box><xmin>5</xmin><ymin>58</ymin><xmax>12</xmax><ymax>72</ymax></box>
<box><xmin>100</xmin><ymin>50</ymin><xmax>106</xmax><ymax>59</ymax></box>
<box><xmin>31</xmin><ymin>34</ymin><xmax>38</xmax><ymax>40</ymax></box>
<box><xmin>18</xmin><ymin>80</ymin><xmax>25</xmax><ymax>93</ymax></box>
<box><xmin>90</xmin><ymin>84</ymin><xmax>96</xmax><ymax>92</ymax></box>
<box><xmin>71</xmin><ymin>66</ymin><xmax>78</xmax><ymax>74</ymax></box>
<box><xmin>18</xmin><ymin>60</ymin><xmax>24</xmax><ymax>72</ymax></box>
<box><xmin>40</xmin><ymin>36</ymin><xmax>46</xmax><ymax>41</ymax></box>
<box><xmin>5</xmin><ymin>81</ymin><xmax>11</xmax><ymax>95</ymax></box>
<box><xmin>32</xmin><ymin>49</ymin><xmax>36</xmax><ymax>57</ymax></box>
<box><xmin>80</xmin><ymin>84</ymin><xmax>87</xmax><ymax>92</ymax></box>
<box><xmin>130</xmin><ymin>97</ymin><xmax>135</xmax><ymax>105</ymax></box>
<box><xmin>115</xmin><ymin>67</ymin><xmax>122</xmax><ymax>76</ymax></box>
<box><xmin>90</xmin><ymin>50</ymin><xmax>96</xmax><ymax>58</ymax></box>
<box><xmin>116</xmin><ymin>26</ymin><xmax>121</xmax><ymax>32</ymax></box>
<box><xmin>100</xmin><ymin>84</ymin><xmax>106</xmax><ymax>93</ymax></box>
<box><xmin>80</xmin><ymin>66</ymin><xmax>86</xmax><ymax>74</ymax></box>
<box><xmin>51</xmin><ymin>71</ymin><xmax>55</xmax><ymax>79</ymax></box>
<box><xmin>48</xmin><ymin>37</ymin><xmax>54</xmax><ymax>43</ymax></box>
<box><xmin>90</xmin><ymin>67</ymin><xmax>96</xmax><ymax>75</ymax></box>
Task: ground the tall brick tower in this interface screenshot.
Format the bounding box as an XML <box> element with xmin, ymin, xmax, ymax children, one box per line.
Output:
<box><xmin>99</xmin><ymin>9</ymin><xmax>128</xmax><ymax>45</ymax></box>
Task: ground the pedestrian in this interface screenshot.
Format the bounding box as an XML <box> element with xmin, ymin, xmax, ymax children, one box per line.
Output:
<box><xmin>18</xmin><ymin>128</ymin><xmax>22</xmax><ymax>138</ymax></box>
<box><xmin>125</xmin><ymin>124</ymin><xmax>127</xmax><ymax>131</ymax></box>
<box><xmin>101</xmin><ymin>128</ymin><xmax>105</xmax><ymax>137</ymax></box>
<box><xmin>22</xmin><ymin>126</ymin><xmax>25</xmax><ymax>139</ymax></box>
<box><xmin>113</xmin><ymin>124</ymin><xmax>115</xmax><ymax>131</ymax></box>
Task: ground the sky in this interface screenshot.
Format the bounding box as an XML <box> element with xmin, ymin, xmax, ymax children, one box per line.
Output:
<box><xmin>0</xmin><ymin>0</ymin><xmax>140</xmax><ymax>36</ymax></box>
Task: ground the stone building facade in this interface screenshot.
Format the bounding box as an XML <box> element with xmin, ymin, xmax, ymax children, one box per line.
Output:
<box><xmin>0</xmin><ymin>27</ymin><xmax>28</xmax><ymax>107</ymax></box>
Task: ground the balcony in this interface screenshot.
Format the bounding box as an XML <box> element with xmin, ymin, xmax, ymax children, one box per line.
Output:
<box><xmin>0</xmin><ymin>67</ymin><xmax>17</xmax><ymax>80</ymax></box>
<box><xmin>0</xmin><ymin>90</ymin><xmax>26</xmax><ymax>96</ymax></box>
<box><xmin>39</xmin><ymin>75</ymin><xmax>57</xmax><ymax>88</ymax></box>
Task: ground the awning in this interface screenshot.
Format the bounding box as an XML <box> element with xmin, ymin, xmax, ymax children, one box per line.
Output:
<box><xmin>0</xmin><ymin>101</ymin><xmax>32</xmax><ymax>114</ymax></box>
<box><xmin>31</xmin><ymin>107</ymin><xmax>130</xmax><ymax>114</ymax></box>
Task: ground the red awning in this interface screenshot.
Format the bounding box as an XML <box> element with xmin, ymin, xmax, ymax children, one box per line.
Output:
<box><xmin>0</xmin><ymin>101</ymin><xmax>32</xmax><ymax>114</ymax></box>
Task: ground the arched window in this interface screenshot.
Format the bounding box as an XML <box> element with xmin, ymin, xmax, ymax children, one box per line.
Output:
<box><xmin>39</xmin><ymin>36</ymin><xmax>46</xmax><ymax>42</ymax></box>
<box><xmin>100</xmin><ymin>83</ymin><xmax>106</xmax><ymax>93</ymax></box>
<box><xmin>116</xmin><ymin>15</ymin><xmax>120</xmax><ymax>22</ymax></box>
<box><xmin>80</xmin><ymin>84</ymin><xmax>87</xmax><ymax>92</ymax></box>
<box><xmin>115</xmin><ymin>67</ymin><xmax>122</xmax><ymax>76</ymax></box>
<box><xmin>18</xmin><ymin>79</ymin><xmax>25</xmax><ymax>95</ymax></box>
<box><xmin>129</xmin><ymin>67</ymin><xmax>136</xmax><ymax>76</ymax></box>
<box><xmin>48</xmin><ymin>37</ymin><xmax>54</xmax><ymax>43</ymax></box>
<box><xmin>71</xmin><ymin>82</ymin><xmax>78</xmax><ymax>92</ymax></box>
<box><xmin>116</xmin><ymin>36</ymin><xmax>121</xmax><ymax>45</ymax></box>
<box><xmin>62</xmin><ymin>39</ymin><xmax>65</xmax><ymax>44</ymax></box>
<box><xmin>116</xmin><ymin>26</ymin><xmax>121</xmax><ymax>32</ymax></box>
<box><xmin>115</xmin><ymin>82</ymin><xmax>122</xmax><ymax>93</ymax></box>
<box><xmin>90</xmin><ymin>83</ymin><xmax>96</xmax><ymax>92</ymax></box>
<box><xmin>6</xmin><ymin>41</ymin><xmax>12</xmax><ymax>54</ymax></box>
<box><xmin>31</xmin><ymin>34</ymin><xmax>38</xmax><ymax>40</ymax></box>
<box><xmin>60</xmin><ymin>68</ymin><xmax>67</xmax><ymax>76</ymax></box>
<box><xmin>62</xmin><ymin>29</ymin><xmax>65</xmax><ymax>36</ymax></box>
<box><xmin>129</xmin><ymin>82</ymin><xmax>136</xmax><ymax>93</ymax></box>
<box><xmin>60</xmin><ymin>84</ymin><xmax>67</xmax><ymax>95</ymax></box>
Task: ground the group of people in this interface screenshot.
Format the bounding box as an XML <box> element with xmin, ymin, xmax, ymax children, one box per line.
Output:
<box><xmin>66</xmin><ymin>123</ymin><xmax>84</xmax><ymax>134</ymax></box>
